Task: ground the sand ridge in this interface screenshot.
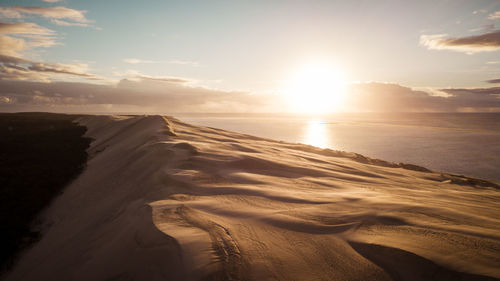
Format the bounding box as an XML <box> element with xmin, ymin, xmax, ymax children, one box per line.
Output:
<box><xmin>4</xmin><ymin>115</ymin><xmax>500</xmax><ymax>281</ymax></box>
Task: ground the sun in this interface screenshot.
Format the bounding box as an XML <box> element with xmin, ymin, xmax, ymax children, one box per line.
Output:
<box><xmin>283</xmin><ymin>62</ymin><xmax>347</xmax><ymax>114</ymax></box>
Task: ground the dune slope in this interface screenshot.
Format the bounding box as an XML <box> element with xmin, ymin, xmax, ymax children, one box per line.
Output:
<box><xmin>4</xmin><ymin>115</ymin><xmax>500</xmax><ymax>281</ymax></box>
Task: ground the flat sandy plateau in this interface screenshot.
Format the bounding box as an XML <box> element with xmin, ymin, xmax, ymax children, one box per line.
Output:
<box><xmin>4</xmin><ymin>115</ymin><xmax>500</xmax><ymax>281</ymax></box>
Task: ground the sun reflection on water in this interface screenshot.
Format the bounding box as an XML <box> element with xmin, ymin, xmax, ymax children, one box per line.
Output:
<box><xmin>303</xmin><ymin>120</ymin><xmax>330</xmax><ymax>148</ymax></box>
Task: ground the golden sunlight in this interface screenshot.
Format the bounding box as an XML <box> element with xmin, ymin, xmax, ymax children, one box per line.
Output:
<box><xmin>283</xmin><ymin>62</ymin><xmax>347</xmax><ymax>113</ymax></box>
<box><xmin>303</xmin><ymin>119</ymin><xmax>329</xmax><ymax>148</ymax></box>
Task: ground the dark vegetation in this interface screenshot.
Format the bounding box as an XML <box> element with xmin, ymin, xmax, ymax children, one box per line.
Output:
<box><xmin>0</xmin><ymin>113</ymin><xmax>91</xmax><ymax>274</ymax></box>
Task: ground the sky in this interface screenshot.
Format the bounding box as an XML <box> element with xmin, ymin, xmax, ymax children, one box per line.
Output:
<box><xmin>0</xmin><ymin>0</ymin><xmax>500</xmax><ymax>113</ymax></box>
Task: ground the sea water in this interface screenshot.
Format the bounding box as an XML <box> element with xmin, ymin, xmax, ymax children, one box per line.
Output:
<box><xmin>177</xmin><ymin>113</ymin><xmax>500</xmax><ymax>182</ymax></box>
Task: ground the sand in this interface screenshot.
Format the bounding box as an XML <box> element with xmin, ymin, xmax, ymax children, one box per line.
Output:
<box><xmin>3</xmin><ymin>115</ymin><xmax>500</xmax><ymax>281</ymax></box>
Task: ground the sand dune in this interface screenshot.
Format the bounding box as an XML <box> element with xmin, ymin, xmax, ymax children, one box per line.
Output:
<box><xmin>4</xmin><ymin>115</ymin><xmax>500</xmax><ymax>281</ymax></box>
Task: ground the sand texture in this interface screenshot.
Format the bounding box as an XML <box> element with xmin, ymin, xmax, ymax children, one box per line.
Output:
<box><xmin>4</xmin><ymin>115</ymin><xmax>500</xmax><ymax>281</ymax></box>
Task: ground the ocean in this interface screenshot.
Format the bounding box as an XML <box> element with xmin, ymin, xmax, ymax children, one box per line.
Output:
<box><xmin>177</xmin><ymin>113</ymin><xmax>500</xmax><ymax>182</ymax></box>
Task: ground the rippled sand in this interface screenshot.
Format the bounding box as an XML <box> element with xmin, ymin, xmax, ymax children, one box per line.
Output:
<box><xmin>5</xmin><ymin>115</ymin><xmax>500</xmax><ymax>281</ymax></box>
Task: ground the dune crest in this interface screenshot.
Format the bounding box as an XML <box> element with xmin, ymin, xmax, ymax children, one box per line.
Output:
<box><xmin>4</xmin><ymin>115</ymin><xmax>500</xmax><ymax>281</ymax></box>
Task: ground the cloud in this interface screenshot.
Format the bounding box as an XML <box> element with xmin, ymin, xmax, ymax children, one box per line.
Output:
<box><xmin>41</xmin><ymin>0</ymin><xmax>64</xmax><ymax>2</ymax></box>
<box><xmin>0</xmin><ymin>22</ymin><xmax>58</xmax><ymax>55</ymax></box>
<box><xmin>0</xmin><ymin>53</ymin><xmax>104</xmax><ymax>82</ymax></box>
<box><xmin>0</xmin><ymin>4</ymin><xmax>99</xmax><ymax>81</ymax></box>
<box><xmin>0</xmin><ymin>6</ymin><xmax>88</xmax><ymax>23</ymax></box>
<box><xmin>123</xmin><ymin>58</ymin><xmax>154</xmax><ymax>64</ymax></box>
<box><xmin>21</xmin><ymin>34</ymin><xmax>59</xmax><ymax>48</ymax></box>
<box><xmin>437</xmin><ymin>87</ymin><xmax>500</xmax><ymax>111</ymax></box>
<box><xmin>0</xmin><ymin>21</ymin><xmax>54</xmax><ymax>35</ymax></box>
<box><xmin>0</xmin><ymin>79</ymin><xmax>498</xmax><ymax>113</ymax></box>
<box><xmin>346</xmin><ymin>83</ymin><xmax>449</xmax><ymax>112</ymax></box>
<box><xmin>123</xmin><ymin>58</ymin><xmax>199</xmax><ymax>66</ymax></box>
<box><xmin>0</xmin><ymin>35</ymin><xmax>27</xmax><ymax>57</ymax></box>
<box><xmin>50</xmin><ymin>19</ymin><xmax>89</xmax><ymax>27</ymax></box>
<box><xmin>473</xmin><ymin>9</ymin><xmax>487</xmax><ymax>15</ymax></box>
<box><xmin>485</xmin><ymin>78</ymin><xmax>500</xmax><ymax>83</ymax></box>
<box><xmin>469</xmin><ymin>23</ymin><xmax>495</xmax><ymax>33</ymax></box>
<box><xmin>28</xmin><ymin>62</ymin><xmax>101</xmax><ymax>79</ymax></box>
<box><xmin>116</xmin><ymin>70</ymin><xmax>191</xmax><ymax>83</ymax></box>
<box><xmin>0</xmin><ymin>7</ymin><xmax>22</xmax><ymax>18</ymax></box>
<box><xmin>0</xmin><ymin>78</ymin><xmax>271</xmax><ymax>113</ymax></box>
<box><xmin>344</xmin><ymin>83</ymin><xmax>500</xmax><ymax>112</ymax></box>
<box><xmin>488</xmin><ymin>11</ymin><xmax>500</xmax><ymax>20</ymax></box>
<box><xmin>129</xmin><ymin>74</ymin><xmax>189</xmax><ymax>83</ymax></box>
<box><xmin>0</xmin><ymin>5</ymin><xmax>99</xmax><ymax>29</ymax></box>
<box><xmin>0</xmin><ymin>54</ymin><xmax>28</xmax><ymax>64</ymax></box>
<box><xmin>0</xmin><ymin>19</ymin><xmax>95</xmax><ymax>81</ymax></box>
<box><xmin>0</xmin><ymin>33</ymin><xmax>94</xmax><ymax>82</ymax></box>
<box><xmin>420</xmin><ymin>30</ymin><xmax>500</xmax><ymax>54</ymax></box>
<box><xmin>167</xmin><ymin>60</ymin><xmax>199</xmax><ymax>66</ymax></box>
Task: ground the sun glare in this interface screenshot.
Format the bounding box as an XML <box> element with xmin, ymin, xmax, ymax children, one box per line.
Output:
<box><xmin>284</xmin><ymin>62</ymin><xmax>347</xmax><ymax>114</ymax></box>
<box><xmin>303</xmin><ymin>120</ymin><xmax>329</xmax><ymax>148</ymax></box>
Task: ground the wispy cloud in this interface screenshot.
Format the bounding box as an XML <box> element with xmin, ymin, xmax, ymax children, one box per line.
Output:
<box><xmin>0</xmin><ymin>22</ymin><xmax>57</xmax><ymax>56</ymax></box>
<box><xmin>469</xmin><ymin>24</ymin><xmax>495</xmax><ymax>33</ymax></box>
<box><xmin>167</xmin><ymin>60</ymin><xmax>199</xmax><ymax>66</ymax></box>
<box><xmin>0</xmin><ymin>21</ymin><xmax>55</xmax><ymax>35</ymax></box>
<box><xmin>123</xmin><ymin>58</ymin><xmax>199</xmax><ymax>66</ymax></box>
<box><xmin>473</xmin><ymin>9</ymin><xmax>487</xmax><ymax>15</ymax></box>
<box><xmin>28</xmin><ymin>62</ymin><xmax>100</xmax><ymax>79</ymax></box>
<box><xmin>488</xmin><ymin>11</ymin><xmax>500</xmax><ymax>20</ymax></box>
<box><xmin>486</xmin><ymin>78</ymin><xmax>500</xmax><ymax>83</ymax></box>
<box><xmin>0</xmin><ymin>3</ymin><xmax>101</xmax><ymax>82</ymax></box>
<box><xmin>0</xmin><ymin>23</ymin><xmax>101</xmax><ymax>82</ymax></box>
<box><xmin>123</xmin><ymin>58</ymin><xmax>154</xmax><ymax>64</ymax></box>
<box><xmin>50</xmin><ymin>19</ymin><xmax>90</xmax><ymax>27</ymax></box>
<box><xmin>115</xmin><ymin>70</ymin><xmax>190</xmax><ymax>83</ymax></box>
<box><xmin>130</xmin><ymin>74</ymin><xmax>189</xmax><ymax>83</ymax></box>
<box><xmin>41</xmin><ymin>0</ymin><xmax>64</xmax><ymax>3</ymax></box>
<box><xmin>0</xmin><ymin>5</ymin><xmax>98</xmax><ymax>29</ymax></box>
<box><xmin>0</xmin><ymin>6</ymin><xmax>88</xmax><ymax>23</ymax></box>
<box><xmin>0</xmin><ymin>54</ymin><xmax>104</xmax><ymax>82</ymax></box>
<box><xmin>0</xmin><ymin>36</ymin><xmax>27</xmax><ymax>57</ymax></box>
<box><xmin>420</xmin><ymin>30</ymin><xmax>500</xmax><ymax>54</ymax></box>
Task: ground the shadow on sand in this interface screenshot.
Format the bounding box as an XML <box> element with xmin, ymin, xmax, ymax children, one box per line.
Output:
<box><xmin>349</xmin><ymin>241</ymin><xmax>500</xmax><ymax>281</ymax></box>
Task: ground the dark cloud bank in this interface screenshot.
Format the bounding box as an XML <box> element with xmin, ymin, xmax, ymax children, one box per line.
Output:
<box><xmin>347</xmin><ymin>83</ymin><xmax>500</xmax><ymax>112</ymax></box>
<box><xmin>0</xmin><ymin>79</ymin><xmax>269</xmax><ymax>113</ymax></box>
<box><xmin>421</xmin><ymin>30</ymin><xmax>500</xmax><ymax>53</ymax></box>
<box><xmin>486</xmin><ymin>78</ymin><xmax>500</xmax><ymax>84</ymax></box>
<box><xmin>0</xmin><ymin>79</ymin><xmax>499</xmax><ymax>113</ymax></box>
<box><xmin>439</xmin><ymin>30</ymin><xmax>500</xmax><ymax>49</ymax></box>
